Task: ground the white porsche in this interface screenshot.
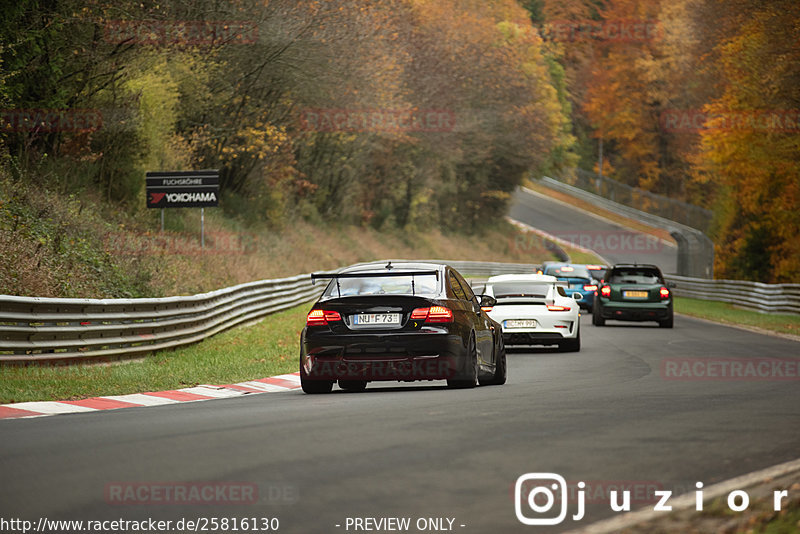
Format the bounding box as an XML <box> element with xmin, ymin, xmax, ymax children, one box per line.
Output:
<box><xmin>482</xmin><ymin>274</ymin><xmax>581</xmax><ymax>352</ymax></box>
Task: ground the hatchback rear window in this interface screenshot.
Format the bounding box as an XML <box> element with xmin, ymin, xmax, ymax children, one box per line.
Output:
<box><xmin>608</xmin><ymin>269</ymin><xmax>662</xmax><ymax>284</ymax></box>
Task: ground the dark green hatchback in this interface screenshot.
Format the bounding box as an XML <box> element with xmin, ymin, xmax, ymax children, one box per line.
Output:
<box><xmin>592</xmin><ymin>264</ymin><xmax>675</xmax><ymax>328</ymax></box>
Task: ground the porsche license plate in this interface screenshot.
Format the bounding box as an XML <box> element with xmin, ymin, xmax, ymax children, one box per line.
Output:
<box><xmin>353</xmin><ymin>313</ymin><xmax>401</xmax><ymax>325</ymax></box>
<box><xmin>624</xmin><ymin>290</ymin><xmax>648</xmax><ymax>298</ymax></box>
<box><xmin>505</xmin><ymin>319</ymin><xmax>537</xmax><ymax>328</ymax></box>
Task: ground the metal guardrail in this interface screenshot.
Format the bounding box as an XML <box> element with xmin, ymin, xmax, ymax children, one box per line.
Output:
<box><xmin>2</xmin><ymin>260</ymin><xmax>797</xmax><ymax>364</ymax></box>
<box><xmin>0</xmin><ymin>261</ymin><xmax>543</xmax><ymax>364</ymax></box>
<box><xmin>539</xmin><ymin>176</ymin><xmax>715</xmax><ymax>279</ymax></box>
<box><xmin>0</xmin><ymin>274</ymin><xmax>327</xmax><ymax>363</ymax></box>
<box><xmin>664</xmin><ymin>275</ymin><xmax>800</xmax><ymax>316</ymax></box>
<box><xmin>569</xmin><ymin>168</ymin><xmax>713</xmax><ymax>232</ymax></box>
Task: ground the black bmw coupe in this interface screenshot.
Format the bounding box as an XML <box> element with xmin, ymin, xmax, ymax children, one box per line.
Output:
<box><xmin>300</xmin><ymin>261</ymin><xmax>506</xmax><ymax>393</ymax></box>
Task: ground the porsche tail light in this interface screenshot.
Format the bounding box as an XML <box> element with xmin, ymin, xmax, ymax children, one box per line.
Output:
<box><xmin>659</xmin><ymin>286</ymin><xmax>670</xmax><ymax>299</ymax></box>
<box><xmin>583</xmin><ymin>284</ymin><xmax>598</xmax><ymax>292</ymax></box>
<box><xmin>410</xmin><ymin>306</ymin><xmax>454</xmax><ymax>323</ymax></box>
<box><xmin>600</xmin><ymin>285</ymin><xmax>611</xmax><ymax>297</ymax></box>
<box><xmin>546</xmin><ymin>305</ymin><xmax>571</xmax><ymax>312</ymax></box>
<box><xmin>306</xmin><ymin>309</ymin><xmax>342</xmax><ymax>326</ymax></box>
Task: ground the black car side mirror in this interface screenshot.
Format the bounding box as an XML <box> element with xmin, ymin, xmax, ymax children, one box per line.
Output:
<box><xmin>477</xmin><ymin>294</ymin><xmax>497</xmax><ymax>309</ymax></box>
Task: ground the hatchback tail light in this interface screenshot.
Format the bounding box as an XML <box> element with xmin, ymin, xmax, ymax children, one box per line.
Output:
<box><xmin>306</xmin><ymin>309</ymin><xmax>342</xmax><ymax>326</ymax></box>
<box><xmin>659</xmin><ymin>286</ymin><xmax>670</xmax><ymax>299</ymax></box>
<box><xmin>410</xmin><ymin>306</ymin><xmax>454</xmax><ymax>323</ymax></box>
<box><xmin>546</xmin><ymin>305</ymin><xmax>571</xmax><ymax>312</ymax></box>
<box><xmin>600</xmin><ymin>285</ymin><xmax>611</xmax><ymax>297</ymax></box>
<box><xmin>583</xmin><ymin>284</ymin><xmax>598</xmax><ymax>292</ymax></box>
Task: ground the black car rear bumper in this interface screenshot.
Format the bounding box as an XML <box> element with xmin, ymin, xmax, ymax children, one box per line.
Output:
<box><xmin>301</xmin><ymin>328</ymin><xmax>468</xmax><ymax>382</ymax></box>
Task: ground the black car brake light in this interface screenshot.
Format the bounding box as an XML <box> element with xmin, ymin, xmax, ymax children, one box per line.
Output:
<box><xmin>410</xmin><ymin>306</ymin><xmax>453</xmax><ymax>323</ymax></box>
<box><xmin>306</xmin><ymin>309</ymin><xmax>342</xmax><ymax>326</ymax></box>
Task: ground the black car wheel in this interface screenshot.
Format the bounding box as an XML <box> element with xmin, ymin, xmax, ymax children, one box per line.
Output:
<box><xmin>300</xmin><ymin>355</ymin><xmax>334</xmax><ymax>394</ymax></box>
<box><xmin>487</xmin><ymin>335</ymin><xmax>506</xmax><ymax>385</ymax></box>
<box><xmin>480</xmin><ymin>333</ymin><xmax>506</xmax><ymax>386</ymax></box>
<box><xmin>659</xmin><ymin>313</ymin><xmax>674</xmax><ymax>328</ymax></box>
<box><xmin>338</xmin><ymin>380</ymin><xmax>368</xmax><ymax>392</ymax></box>
<box><xmin>448</xmin><ymin>334</ymin><xmax>478</xmax><ymax>389</ymax></box>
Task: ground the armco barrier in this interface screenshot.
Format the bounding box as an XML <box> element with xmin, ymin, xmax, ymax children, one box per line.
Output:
<box><xmin>2</xmin><ymin>261</ymin><xmax>796</xmax><ymax>364</ymax></box>
<box><xmin>664</xmin><ymin>275</ymin><xmax>800</xmax><ymax>316</ymax></box>
<box><xmin>569</xmin><ymin>168</ymin><xmax>713</xmax><ymax>232</ymax></box>
<box><xmin>0</xmin><ymin>261</ymin><xmax>538</xmax><ymax>364</ymax></box>
<box><xmin>0</xmin><ymin>274</ymin><xmax>327</xmax><ymax>364</ymax></box>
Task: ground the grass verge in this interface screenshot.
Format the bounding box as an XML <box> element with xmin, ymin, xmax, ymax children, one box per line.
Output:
<box><xmin>674</xmin><ymin>297</ymin><xmax>800</xmax><ymax>338</ymax></box>
<box><xmin>1</xmin><ymin>172</ymin><xmax>568</xmax><ymax>299</ymax></box>
<box><xmin>564</xmin><ymin>248</ymin><xmax>607</xmax><ymax>265</ymax></box>
<box><xmin>0</xmin><ymin>303</ymin><xmax>309</xmax><ymax>404</ymax></box>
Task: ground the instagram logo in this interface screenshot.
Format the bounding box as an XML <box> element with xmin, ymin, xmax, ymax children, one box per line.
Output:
<box><xmin>515</xmin><ymin>473</ymin><xmax>576</xmax><ymax>525</ymax></box>
<box><xmin>514</xmin><ymin>472</ymin><xmax>795</xmax><ymax>525</ymax></box>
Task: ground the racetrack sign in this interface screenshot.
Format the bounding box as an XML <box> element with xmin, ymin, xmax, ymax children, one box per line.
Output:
<box><xmin>146</xmin><ymin>170</ymin><xmax>219</xmax><ymax>208</ymax></box>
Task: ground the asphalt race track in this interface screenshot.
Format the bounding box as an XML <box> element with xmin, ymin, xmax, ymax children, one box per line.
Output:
<box><xmin>510</xmin><ymin>187</ymin><xmax>678</xmax><ymax>274</ymax></box>
<box><xmin>1</xmin><ymin>193</ymin><xmax>798</xmax><ymax>533</ymax></box>
<box><xmin>1</xmin><ymin>317</ymin><xmax>799</xmax><ymax>533</ymax></box>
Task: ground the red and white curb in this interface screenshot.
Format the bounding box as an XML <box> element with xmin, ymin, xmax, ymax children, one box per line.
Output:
<box><xmin>0</xmin><ymin>372</ymin><xmax>301</xmax><ymax>420</ymax></box>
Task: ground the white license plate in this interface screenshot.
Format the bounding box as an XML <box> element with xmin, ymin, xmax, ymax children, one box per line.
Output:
<box><xmin>353</xmin><ymin>313</ymin><xmax>401</xmax><ymax>325</ymax></box>
<box><xmin>505</xmin><ymin>319</ymin><xmax>537</xmax><ymax>329</ymax></box>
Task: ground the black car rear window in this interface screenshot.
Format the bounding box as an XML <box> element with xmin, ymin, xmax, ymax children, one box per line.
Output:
<box><xmin>323</xmin><ymin>274</ymin><xmax>439</xmax><ymax>297</ymax></box>
<box><xmin>608</xmin><ymin>269</ymin><xmax>662</xmax><ymax>284</ymax></box>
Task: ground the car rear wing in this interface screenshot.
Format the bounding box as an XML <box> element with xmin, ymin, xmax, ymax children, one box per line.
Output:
<box><xmin>492</xmin><ymin>296</ymin><xmax>548</xmax><ymax>305</ymax></box>
<box><xmin>311</xmin><ymin>270</ymin><xmax>440</xmax><ymax>297</ymax></box>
